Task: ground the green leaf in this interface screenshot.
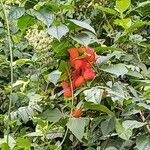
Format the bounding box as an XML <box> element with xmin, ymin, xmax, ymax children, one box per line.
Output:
<box><xmin>1</xmin><ymin>143</ymin><xmax>10</xmax><ymax>150</ymax></box>
<box><xmin>16</xmin><ymin>137</ymin><xmax>31</xmax><ymax>149</ymax></box>
<box><xmin>67</xmin><ymin>118</ymin><xmax>86</xmax><ymax>141</ymax></box>
<box><xmin>47</xmin><ymin>24</ymin><xmax>69</xmax><ymax>41</ymax></box>
<box><xmin>83</xmin><ymin>87</ymin><xmax>104</xmax><ymax>104</ymax></box>
<box><xmin>105</xmin><ymin>147</ymin><xmax>118</xmax><ymax>150</ymax></box>
<box><xmin>39</xmin><ymin>108</ymin><xmax>63</xmax><ymax>123</ymax></box>
<box><xmin>95</xmin><ymin>5</ymin><xmax>117</xmax><ymax>15</ymax></box>
<box><xmin>45</xmin><ymin>70</ymin><xmax>61</xmax><ymax>85</ymax></box>
<box><xmin>116</xmin><ymin>0</ymin><xmax>131</xmax><ymax>13</ymax></box>
<box><xmin>9</xmin><ymin>7</ymin><xmax>25</xmax><ymax>19</ymax></box>
<box><xmin>17</xmin><ymin>15</ymin><xmax>35</xmax><ymax>31</ymax></box>
<box><xmin>122</xmin><ymin>120</ymin><xmax>146</xmax><ymax>129</ymax></box>
<box><xmin>136</xmin><ymin>135</ymin><xmax>150</xmax><ymax>150</ymax></box>
<box><xmin>34</xmin><ymin>8</ymin><xmax>54</xmax><ymax>27</ymax></box>
<box><xmin>137</xmin><ymin>103</ymin><xmax>150</xmax><ymax>111</ymax></box>
<box><xmin>101</xmin><ymin>116</ymin><xmax>115</xmax><ymax>135</ymax></box>
<box><xmin>69</xmin><ymin>19</ymin><xmax>96</xmax><ymax>34</ymax></box>
<box><xmin>13</xmin><ymin>59</ymin><xmax>32</xmax><ymax>66</ymax></box>
<box><xmin>84</xmin><ymin>102</ymin><xmax>114</xmax><ymax>116</ymax></box>
<box><xmin>114</xmin><ymin>18</ymin><xmax>132</xmax><ymax>29</ymax></box>
<box><xmin>115</xmin><ymin>119</ymin><xmax>132</xmax><ymax>140</ymax></box>
<box><xmin>102</xmin><ymin>64</ymin><xmax>128</xmax><ymax>77</ymax></box>
<box><xmin>71</xmin><ymin>32</ymin><xmax>96</xmax><ymax>46</ymax></box>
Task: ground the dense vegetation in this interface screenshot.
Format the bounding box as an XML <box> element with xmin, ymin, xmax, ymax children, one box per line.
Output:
<box><xmin>0</xmin><ymin>0</ymin><xmax>150</xmax><ymax>149</ymax></box>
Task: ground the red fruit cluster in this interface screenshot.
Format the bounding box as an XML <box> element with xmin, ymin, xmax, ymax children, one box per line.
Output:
<box><xmin>72</xmin><ymin>108</ymin><xmax>83</xmax><ymax>118</ymax></box>
<box><xmin>61</xmin><ymin>46</ymin><xmax>96</xmax><ymax>97</ymax></box>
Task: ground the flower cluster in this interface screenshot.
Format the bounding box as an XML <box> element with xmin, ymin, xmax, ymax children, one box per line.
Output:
<box><xmin>61</xmin><ymin>46</ymin><xmax>97</xmax><ymax>97</ymax></box>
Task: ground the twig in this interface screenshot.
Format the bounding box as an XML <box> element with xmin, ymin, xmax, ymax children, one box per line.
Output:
<box><xmin>0</xmin><ymin>1</ymin><xmax>14</xmax><ymax>143</ymax></box>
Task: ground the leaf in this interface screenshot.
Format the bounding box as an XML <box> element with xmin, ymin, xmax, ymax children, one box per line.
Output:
<box><xmin>95</xmin><ymin>5</ymin><xmax>117</xmax><ymax>15</ymax></box>
<box><xmin>71</xmin><ymin>32</ymin><xmax>96</xmax><ymax>46</ymax></box>
<box><xmin>47</xmin><ymin>24</ymin><xmax>69</xmax><ymax>41</ymax></box>
<box><xmin>84</xmin><ymin>102</ymin><xmax>114</xmax><ymax>116</ymax></box>
<box><xmin>17</xmin><ymin>15</ymin><xmax>35</xmax><ymax>31</ymax></box>
<box><xmin>137</xmin><ymin>103</ymin><xmax>150</xmax><ymax>111</ymax></box>
<box><xmin>115</xmin><ymin>119</ymin><xmax>132</xmax><ymax>140</ymax></box>
<box><xmin>114</xmin><ymin>18</ymin><xmax>132</xmax><ymax>29</ymax></box>
<box><xmin>9</xmin><ymin>7</ymin><xmax>25</xmax><ymax>19</ymax></box>
<box><xmin>16</xmin><ymin>137</ymin><xmax>31</xmax><ymax>149</ymax></box>
<box><xmin>34</xmin><ymin>8</ymin><xmax>54</xmax><ymax>27</ymax></box>
<box><xmin>1</xmin><ymin>143</ymin><xmax>10</xmax><ymax>150</ymax></box>
<box><xmin>13</xmin><ymin>59</ymin><xmax>32</xmax><ymax>66</ymax></box>
<box><xmin>67</xmin><ymin>118</ymin><xmax>86</xmax><ymax>141</ymax></box>
<box><xmin>116</xmin><ymin>0</ymin><xmax>131</xmax><ymax>13</ymax></box>
<box><xmin>101</xmin><ymin>116</ymin><xmax>115</xmax><ymax>135</ymax></box>
<box><xmin>39</xmin><ymin>108</ymin><xmax>63</xmax><ymax>123</ymax></box>
<box><xmin>136</xmin><ymin>135</ymin><xmax>150</xmax><ymax>150</ymax></box>
<box><xmin>102</xmin><ymin>64</ymin><xmax>128</xmax><ymax>77</ymax></box>
<box><xmin>122</xmin><ymin>120</ymin><xmax>146</xmax><ymax>129</ymax></box>
<box><xmin>83</xmin><ymin>87</ymin><xmax>104</xmax><ymax>104</ymax></box>
<box><xmin>45</xmin><ymin>70</ymin><xmax>61</xmax><ymax>85</ymax></box>
<box><xmin>105</xmin><ymin>147</ymin><xmax>118</xmax><ymax>150</ymax></box>
<box><xmin>69</xmin><ymin>19</ymin><xmax>96</xmax><ymax>34</ymax></box>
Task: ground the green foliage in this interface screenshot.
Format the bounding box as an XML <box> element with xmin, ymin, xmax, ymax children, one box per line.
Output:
<box><xmin>0</xmin><ymin>0</ymin><xmax>150</xmax><ymax>149</ymax></box>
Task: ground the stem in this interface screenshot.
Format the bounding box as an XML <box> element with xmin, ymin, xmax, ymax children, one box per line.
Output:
<box><xmin>0</xmin><ymin>1</ymin><xmax>14</xmax><ymax>143</ymax></box>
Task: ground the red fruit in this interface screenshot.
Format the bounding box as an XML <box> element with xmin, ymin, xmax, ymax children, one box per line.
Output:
<box><xmin>85</xmin><ymin>47</ymin><xmax>96</xmax><ymax>62</ymax></box>
<box><xmin>83</xmin><ymin>68</ymin><xmax>95</xmax><ymax>80</ymax></box>
<box><xmin>73</xmin><ymin>59</ymin><xmax>82</xmax><ymax>69</ymax></box>
<box><xmin>68</xmin><ymin>48</ymin><xmax>79</xmax><ymax>59</ymax></box>
<box><xmin>61</xmin><ymin>81</ymin><xmax>69</xmax><ymax>89</ymax></box>
<box><xmin>72</xmin><ymin>108</ymin><xmax>82</xmax><ymax>118</ymax></box>
<box><xmin>64</xmin><ymin>88</ymin><xmax>72</xmax><ymax>97</ymax></box>
<box><xmin>74</xmin><ymin>76</ymin><xmax>85</xmax><ymax>87</ymax></box>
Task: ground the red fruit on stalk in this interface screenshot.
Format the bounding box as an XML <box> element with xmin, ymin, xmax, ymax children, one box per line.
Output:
<box><xmin>68</xmin><ymin>48</ymin><xmax>79</xmax><ymax>59</ymax></box>
<box><xmin>64</xmin><ymin>88</ymin><xmax>72</xmax><ymax>97</ymax></box>
<box><xmin>74</xmin><ymin>76</ymin><xmax>85</xmax><ymax>87</ymax></box>
<box><xmin>73</xmin><ymin>59</ymin><xmax>83</xmax><ymax>70</ymax></box>
<box><xmin>83</xmin><ymin>68</ymin><xmax>95</xmax><ymax>80</ymax></box>
<box><xmin>72</xmin><ymin>108</ymin><xmax>83</xmax><ymax>118</ymax></box>
<box><xmin>85</xmin><ymin>47</ymin><xmax>96</xmax><ymax>62</ymax></box>
<box><xmin>61</xmin><ymin>81</ymin><xmax>69</xmax><ymax>89</ymax></box>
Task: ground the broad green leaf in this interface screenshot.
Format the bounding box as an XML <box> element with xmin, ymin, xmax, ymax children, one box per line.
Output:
<box><xmin>67</xmin><ymin>118</ymin><xmax>86</xmax><ymax>141</ymax></box>
<box><xmin>95</xmin><ymin>5</ymin><xmax>117</xmax><ymax>15</ymax></box>
<box><xmin>1</xmin><ymin>143</ymin><xmax>10</xmax><ymax>150</ymax></box>
<box><xmin>137</xmin><ymin>103</ymin><xmax>150</xmax><ymax>111</ymax></box>
<box><xmin>47</xmin><ymin>24</ymin><xmax>69</xmax><ymax>41</ymax></box>
<box><xmin>127</xmin><ymin>21</ymin><xmax>146</xmax><ymax>33</ymax></box>
<box><xmin>116</xmin><ymin>0</ymin><xmax>131</xmax><ymax>13</ymax></box>
<box><xmin>17</xmin><ymin>15</ymin><xmax>35</xmax><ymax>31</ymax></box>
<box><xmin>13</xmin><ymin>59</ymin><xmax>32</xmax><ymax>66</ymax></box>
<box><xmin>83</xmin><ymin>87</ymin><xmax>104</xmax><ymax>104</ymax></box>
<box><xmin>9</xmin><ymin>7</ymin><xmax>25</xmax><ymax>19</ymax></box>
<box><xmin>16</xmin><ymin>137</ymin><xmax>31</xmax><ymax>149</ymax></box>
<box><xmin>69</xmin><ymin>19</ymin><xmax>96</xmax><ymax>34</ymax></box>
<box><xmin>115</xmin><ymin>119</ymin><xmax>132</xmax><ymax>140</ymax></box>
<box><xmin>39</xmin><ymin>108</ymin><xmax>63</xmax><ymax>123</ymax></box>
<box><xmin>102</xmin><ymin>64</ymin><xmax>128</xmax><ymax>77</ymax></box>
<box><xmin>101</xmin><ymin>116</ymin><xmax>115</xmax><ymax>135</ymax></box>
<box><xmin>34</xmin><ymin>8</ymin><xmax>54</xmax><ymax>27</ymax></box>
<box><xmin>105</xmin><ymin>147</ymin><xmax>118</xmax><ymax>150</ymax></box>
<box><xmin>114</xmin><ymin>18</ymin><xmax>132</xmax><ymax>29</ymax></box>
<box><xmin>45</xmin><ymin>70</ymin><xmax>61</xmax><ymax>85</ymax></box>
<box><xmin>84</xmin><ymin>102</ymin><xmax>114</xmax><ymax>116</ymax></box>
<box><xmin>0</xmin><ymin>135</ymin><xmax>16</xmax><ymax>148</ymax></box>
<box><xmin>122</xmin><ymin>120</ymin><xmax>146</xmax><ymax>129</ymax></box>
<box><xmin>71</xmin><ymin>32</ymin><xmax>96</xmax><ymax>46</ymax></box>
<box><xmin>136</xmin><ymin>135</ymin><xmax>150</xmax><ymax>150</ymax></box>
<box><xmin>58</xmin><ymin>60</ymin><xmax>69</xmax><ymax>73</ymax></box>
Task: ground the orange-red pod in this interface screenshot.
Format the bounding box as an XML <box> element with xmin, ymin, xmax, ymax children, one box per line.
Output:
<box><xmin>85</xmin><ymin>47</ymin><xmax>96</xmax><ymax>62</ymax></box>
<box><xmin>61</xmin><ymin>81</ymin><xmax>69</xmax><ymax>89</ymax></box>
<box><xmin>74</xmin><ymin>76</ymin><xmax>85</xmax><ymax>87</ymax></box>
<box><xmin>64</xmin><ymin>88</ymin><xmax>72</xmax><ymax>97</ymax></box>
<box><xmin>68</xmin><ymin>48</ymin><xmax>79</xmax><ymax>59</ymax></box>
<box><xmin>72</xmin><ymin>108</ymin><xmax>83</xmax><ymax>118</ymax></box>
<box><xmin>83</xmin><ymin>68</ymin><xmax>95</xmax><ymax>80</ymax></box>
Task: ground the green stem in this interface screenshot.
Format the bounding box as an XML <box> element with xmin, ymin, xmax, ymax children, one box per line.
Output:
<box><xmin>0</xmin><ymin>1</ymin><xmax>14</xmax><ymax>143</ymax></box>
